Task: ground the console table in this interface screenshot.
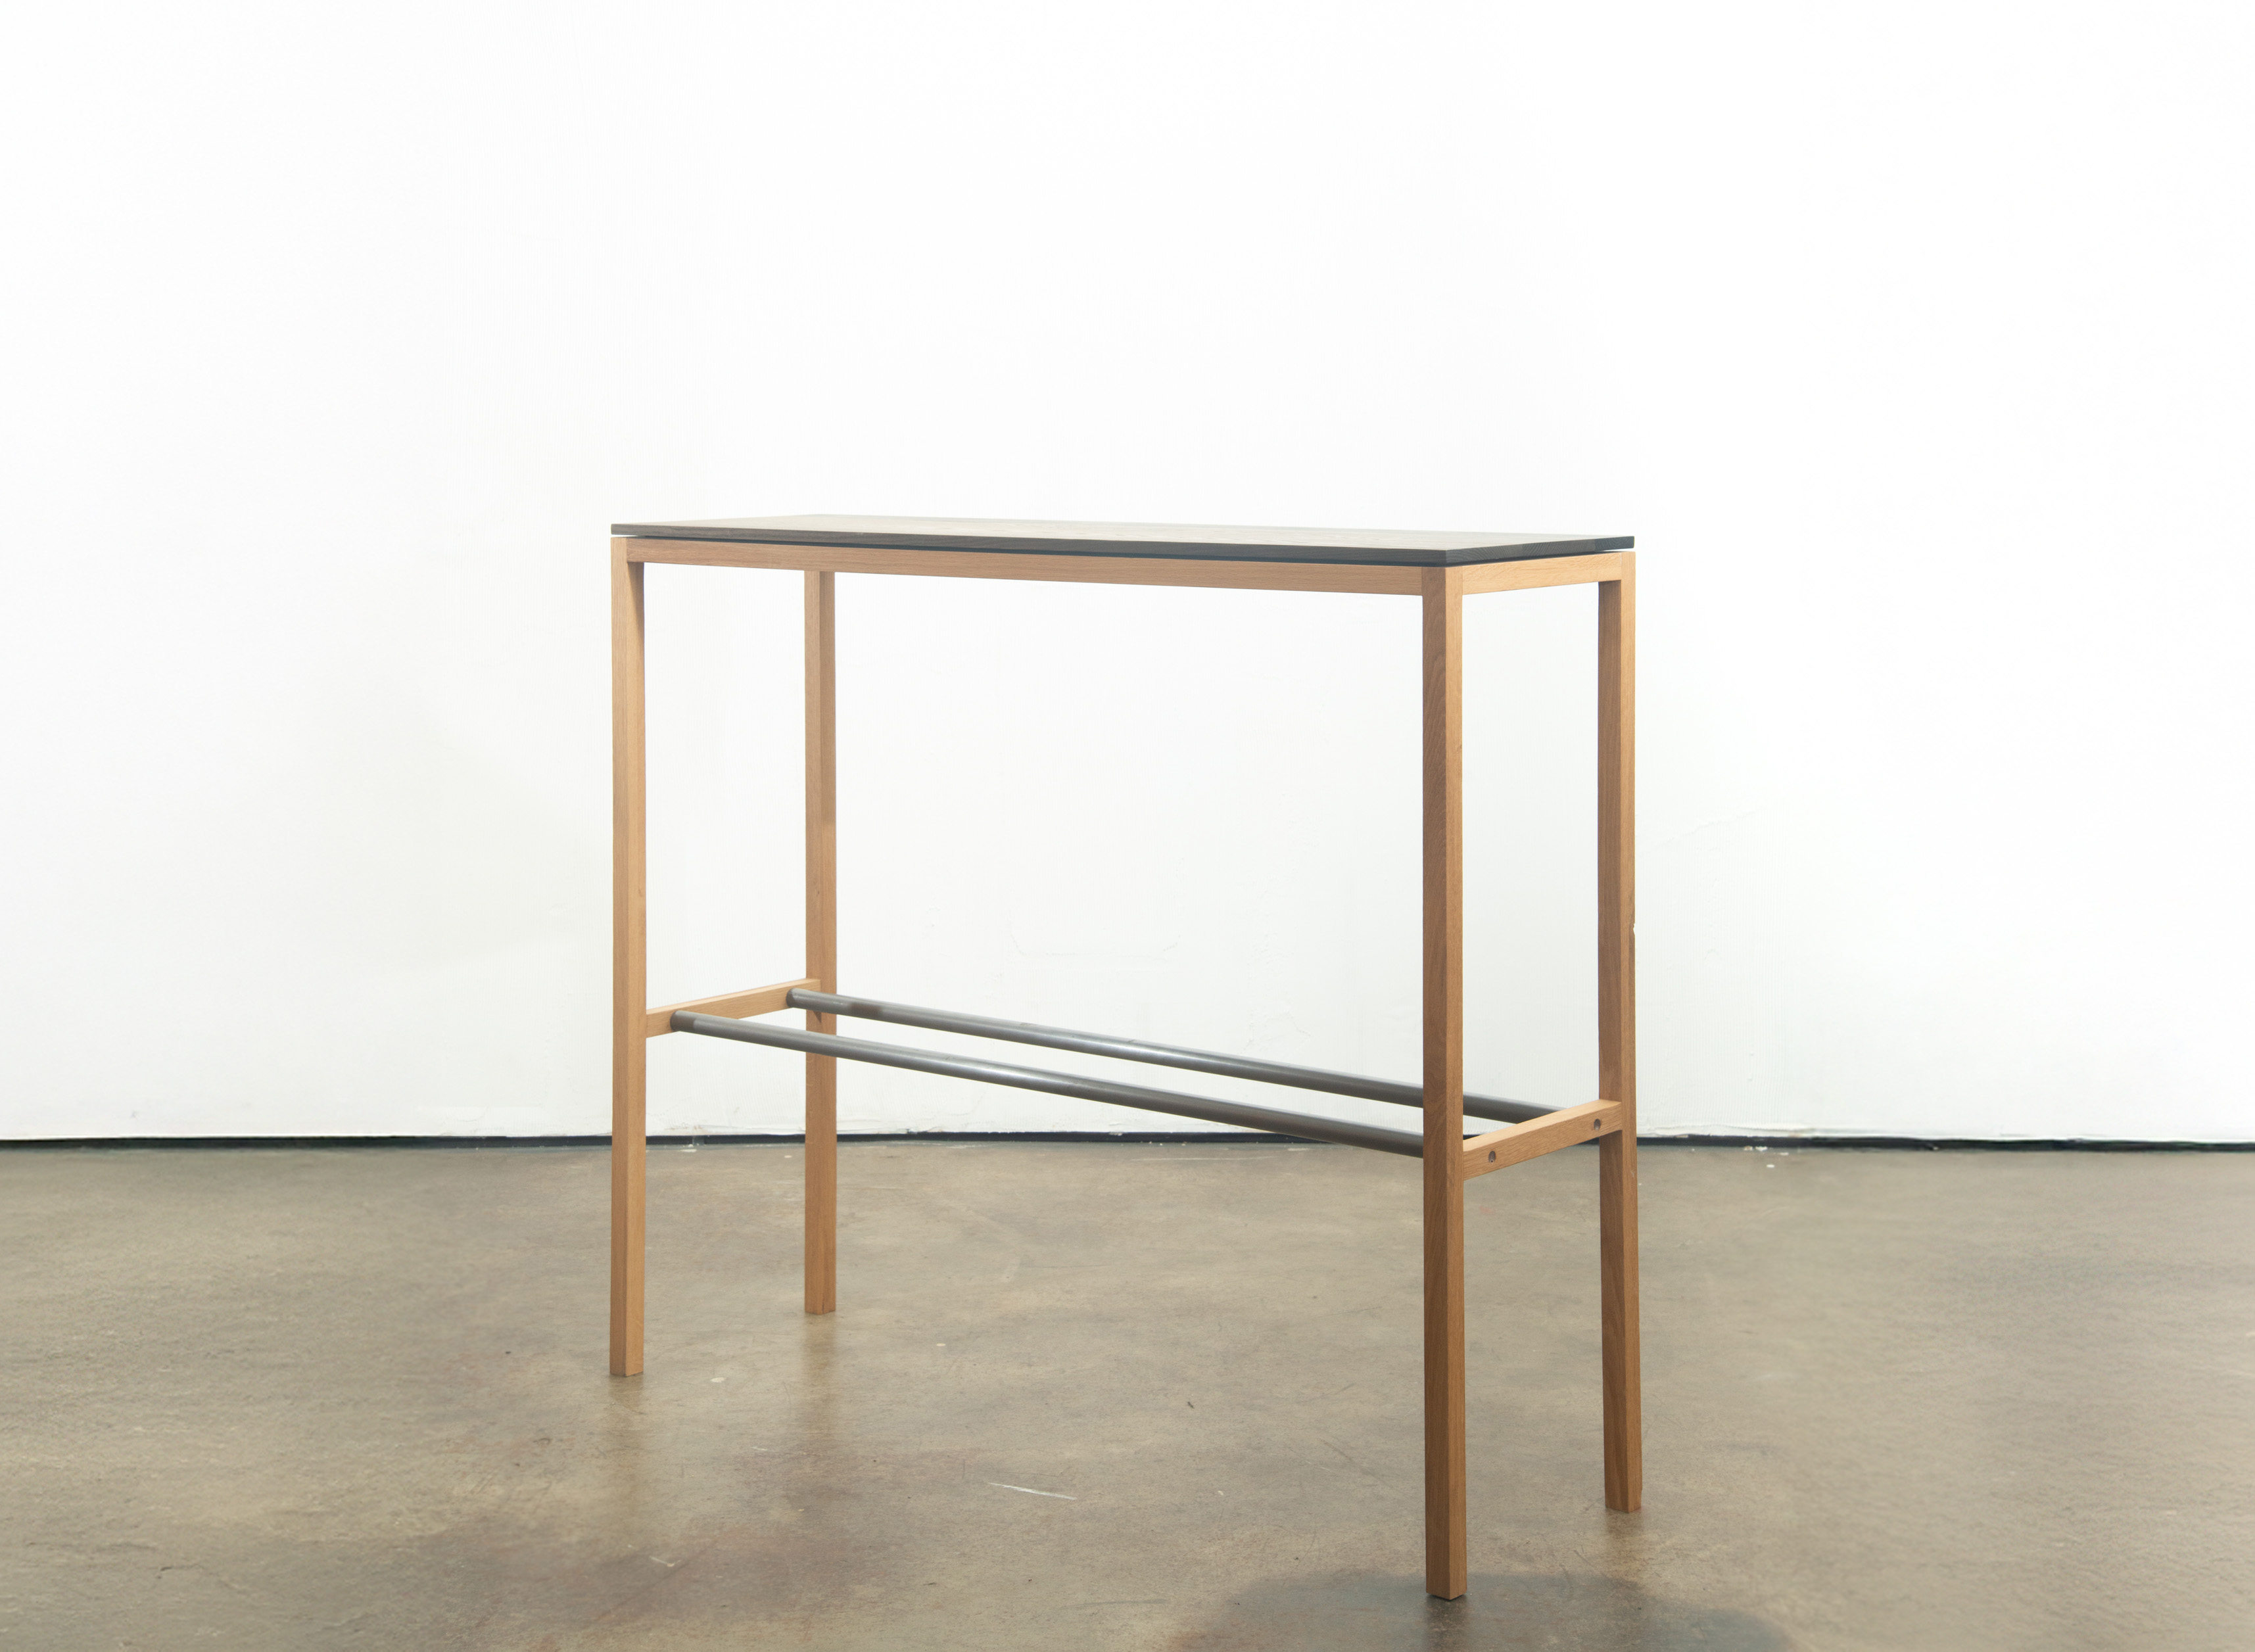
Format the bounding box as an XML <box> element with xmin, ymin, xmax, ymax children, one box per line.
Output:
<box><xmin>606</xmin><ymin>514</ymin><xmax>1640</xmax><ymax>1599</ymax></box>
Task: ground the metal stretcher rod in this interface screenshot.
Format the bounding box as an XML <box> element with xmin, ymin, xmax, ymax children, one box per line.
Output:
<box><xmin>670</xmin><ymin>1012</ymin><xmax>1427</xmax><ymax>1158</ymax></box>
<box><xmin>787</xmin><ymin>989</ymin><xmax>1549</xmax><ymax>1125</ymax></box>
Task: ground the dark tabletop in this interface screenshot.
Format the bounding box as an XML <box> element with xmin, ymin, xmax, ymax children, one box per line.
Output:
<box><xmin>610</xmin><ymin>514</ymin><xmax>1632</xmax><ymax>567</ymax></box>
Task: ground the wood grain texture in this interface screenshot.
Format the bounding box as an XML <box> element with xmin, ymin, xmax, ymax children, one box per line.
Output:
<box><xmin>803</xmin><ymin>571</ymin><xmax>838</xmax><ymax>1317</ymax></box>
<box><xmin>1460</xmin><ymin>1100</ymin><xmax>1623</xmax><ymax>1180</ymax></box>
<box><xmin>1421</xmin><ymin>566</ymin><xmax>1468</xmax><ymax>1601</ymax></box>
<box><xmin>613</xmin><ymin>513</ymin><xmax>1632</xmax><ymax>567</ymax></box>
<box><xmin>644</xmin><ymin>978</ymin><xmax>819</xmax><ymax>1038</ymax></box>
<box><xmin>609</xmin><ymin>551</ymin><xmax>647</xmax><ymax>1378</ymax></box>
<box><xmin>1460</xmin><ymin>552</ymin><xmax>1624</xmax><ymax>596</ymax></box>
<box><xmin>617</xmin><ymin>536</ymin><xmax>1423</xmax><ymax>596</ymax></box>
<box><xmin>1598</xmin><ymin>557</ymin><xmax>1643</xmax><ymax>1512</ymax></box>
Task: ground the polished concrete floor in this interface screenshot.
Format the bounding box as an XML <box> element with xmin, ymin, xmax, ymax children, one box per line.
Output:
<box><xmin>2</xmin><ymin>1141</ymin><xmax>2248</xmax><ymax>1651</ymax></box>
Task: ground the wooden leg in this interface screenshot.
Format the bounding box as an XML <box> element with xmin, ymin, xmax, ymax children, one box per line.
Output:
<box><xmin>1598</xmin><ymin>559</ymin><xmax>1643</xmax><ymax>1511</ymax></box>
<box><xmin>804</xmin><ymin>571</ymin><xmax>838</xmax><ymax>1315</ymax></box>
<box><xmin>1421</xmin><ymin>567</ymin><xmax>1467</xmax><ymax>1599</ymax></box>
<box><xmin>610</xmin><ymin>551</ymin><xmax>648</xmax><ymax>1377</ymax></box>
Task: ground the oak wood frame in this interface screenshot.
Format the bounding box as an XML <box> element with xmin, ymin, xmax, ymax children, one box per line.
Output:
<box><xmin>609</xmin><ymin>555</ymin><xmax>647</xmax><ymax>1377</ymax></box>
<box><xmin>607</xmin><ymin>534</ymin><xmax>1640</xmax><ymax>1592</ymax></box>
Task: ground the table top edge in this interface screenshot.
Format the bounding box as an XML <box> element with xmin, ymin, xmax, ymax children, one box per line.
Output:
<box><xmin>609</xmin><ymin>518</ymin><xmax>1634</xmax><ymax>566</ymax></box>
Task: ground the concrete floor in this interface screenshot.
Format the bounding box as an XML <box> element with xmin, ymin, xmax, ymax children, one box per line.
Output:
<box><xmin>2</xmin><ymin>1142</ymin><xmax>2249</xmax><ymax>1651</ymax></box>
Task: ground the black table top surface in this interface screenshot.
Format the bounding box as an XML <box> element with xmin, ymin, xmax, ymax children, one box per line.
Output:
<box><xmin>611</xmin><ymin>514</ymin><xmax>1633</xmax><ymax>567</ymax></box>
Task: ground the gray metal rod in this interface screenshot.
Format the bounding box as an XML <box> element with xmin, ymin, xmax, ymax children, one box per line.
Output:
<box><xmin>786</xmin><ymin>989</ymin><xmax>1548</xmax><ymax>1125</ymax></box>
<box><xmin>670</xmin><ymin>1012</ymin><xmax>1426</xmax><ymax>1158</ymax></box>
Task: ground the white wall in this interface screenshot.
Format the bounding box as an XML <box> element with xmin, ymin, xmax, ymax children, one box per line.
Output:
<box><xmin>3</xmin><ymin>1</ymin><xmax>2248</xmax><ymax>1142</ymax></box>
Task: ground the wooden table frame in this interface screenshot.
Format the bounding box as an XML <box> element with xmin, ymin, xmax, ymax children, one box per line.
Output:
<box><xmin>608</xmin><ymin>532</ymin><xmax>1640</xmax><ymax>1600</ymax></box>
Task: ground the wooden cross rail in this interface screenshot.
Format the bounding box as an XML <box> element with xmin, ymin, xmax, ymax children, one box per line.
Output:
<box><xmin>642</xmin><ymin>977</ymin><xmax>816</xmax><ymax>1038</ymax></box>
<box><xmin>1463</xmin><ymin>1100</ymin><xmax>1625</xmax><ymax>1178</ymax></box>
<box><xmin>607</xmin><ymin>515</ymin><xmax>1640</xmax><ymax>1601</ymax></box>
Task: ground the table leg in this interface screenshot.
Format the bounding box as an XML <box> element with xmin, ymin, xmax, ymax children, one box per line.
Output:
<box><xmin>1598</xmin><ymin>560</ymin><xmax>1642</xmax><ymax>1511</ymax></box>
<box><xmin>1422</xmin><ymin>567</ymin><xmax>1467</xmax><ymax>1599</ymax></box>
<box><xmin>610</xmin><ymin>552</ymin><xmax>648</xmax><ymax>1377</ymax></box>
<box><xmin>805</xmin><ymin>571</ymin><xmax>838</xmax><ymax>1315</ymax></box>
